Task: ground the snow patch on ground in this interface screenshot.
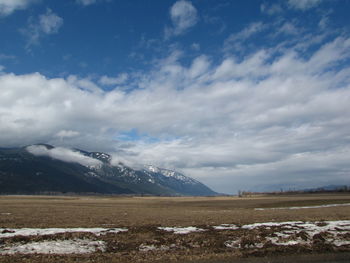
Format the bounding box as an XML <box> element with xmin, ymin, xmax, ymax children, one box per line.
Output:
<box><xmin>0</xmin><ymin>227</ymin><xmax>128</xmax><ymax>238</ymax></box>
<box><xmin>0</xmin><ymin>213</ymin><xmax>11</xmax><ymax>215</ymax></box>
<box><xmin>241</xmin><ymin>221</ymin><xmax>305</xmax><ymax>229</ymax></box>
<box><xmin>255</xmin><ymin>203</ymin><xmax>350</xmax><ymax>210</ymax></box>
<box><xmin>139</xmin><ymin>244</ymin><xmax>157</xmax><ymax>252</ymax></box>
<box><xmin>223</xmin><ymin>220</ymin><xmax>350</xmax><ymax>249</ymax></box>
<box><xmin>213</xmin><ymin>224</ymin><xmax>239</xmax><ymax>230</ymax></box>
<box><xmin>225</xmin><ymin>239</ymin><xmax>264</xmax><ymax>249</ymax></box>
<box><xmin>0</xmin><ymin>239</ymin><xmax>105</xmax><ymax>255</ymax></box>
<box><xmin>158</xmin><ymin>226</ymin><xmax>205</xmax><ymax>234</ymax></box>
<box><xmin>241</xmin><ymin>220</ymin><xmax>350</xmax><ymax>232</ymax></box>
<box><xmin>224</xmin><ymin>239</ymin><xmax>240</xmax><ymax>248</ymax></box>
<box><xmin>332</xmin><ymin>240</ymin><xmax>350</xmax><ymax>247</ymax></box>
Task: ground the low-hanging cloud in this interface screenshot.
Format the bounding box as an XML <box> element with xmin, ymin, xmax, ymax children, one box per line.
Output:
<box><xmin>26</xmin><ymin>145</ymin><xmax>102</xmax><ymax>168</ymax></box>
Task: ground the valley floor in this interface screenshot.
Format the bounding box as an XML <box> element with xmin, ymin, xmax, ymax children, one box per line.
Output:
<box><xmin>0</xmin><ymin>193</ymin><xmax>350</xmax><ymax>262</ymax></box>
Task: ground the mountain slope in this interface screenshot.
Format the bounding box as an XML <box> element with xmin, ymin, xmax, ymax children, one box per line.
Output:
<box><xmin>144</xmin><ymin>165</ymin><xmax>217</xmax><ymax>196</ymax></box>
<box><xmin>0</xmin><ymin>145</ymin><xmax>217</xmax><ymax>196</ymax></box>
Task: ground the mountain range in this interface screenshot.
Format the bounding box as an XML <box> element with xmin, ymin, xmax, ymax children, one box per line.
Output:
<box><xmin>0</xmin><ymin>144</ymin><xmax>217</xmax><ymax>196</ymax></box>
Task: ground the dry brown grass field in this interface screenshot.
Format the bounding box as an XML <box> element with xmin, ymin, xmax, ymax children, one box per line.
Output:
<box><xmin>1</xmin><ymin>193</ymin><xmax>350</xmax><ymax>262</ymax></box>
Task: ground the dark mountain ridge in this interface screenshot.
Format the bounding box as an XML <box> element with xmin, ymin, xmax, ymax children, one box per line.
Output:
<box><xmin>0</xmin><ymin>145</ymin><xmax>217</xmax><ymax>196</ymax></box>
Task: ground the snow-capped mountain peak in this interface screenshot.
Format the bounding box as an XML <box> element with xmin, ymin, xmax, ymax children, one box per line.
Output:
<box><xmin>147</xmin><ymin>165</ymin><xmax>160</xmax><ymax>173</ymax></box>
<box><xmin>145</xmin><ymin>165</ymin><xmax>197</xmax><ymax>185</ymax></box>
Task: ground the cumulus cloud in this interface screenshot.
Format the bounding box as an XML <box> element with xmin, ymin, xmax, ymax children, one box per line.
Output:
<box><xmin>288</xmin><ymin>0</ymin><xmax>323</xmax><ymax>10</ymax></box>
<box><xmin>166</xmin><ymin>0</ymin><xmax>198</xmax><ymax>37</ymax></box>
<box><xmin>0</xmin><ymin>0</ymin><xmax>34</xmax><ymax>16</ymax></box>
<box><xmin>1</xmin><ymin>30</ymin><xmax>350</xmax><ymax>193</ymax></box>
<box><xmin>26</xmin><ymin>145</ymin><xmax>102</xmax><ymax>168</ymax></box>
<box><xmin>23</xmin><ymin>9</ymin><xmax>63</xmax><ymax>47</ymax></box>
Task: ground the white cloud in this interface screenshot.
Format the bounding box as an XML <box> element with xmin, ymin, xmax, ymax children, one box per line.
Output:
<box><xmin>26</xmin><ymin>145</ymin><xmax>102</xmax><ymax>168</ymax></box>
<box><xmin>67</xmin><ymin>75</ymin><xmax>101</xmax><ymax>93</ymax></box>
<box><xmin>23</xmin><ymin>9</ymin><xmax>63</xmax><ymax>47</ymax></box>
<box><xmin>288</xmin><ymin>0</ymin><xmax>322</xmax><ymax>10</ymax></box>
<box><xmin>166</xmin><ymin>0</ymin><xmax>198</xmax><ymax>37</ymax></box>
<box><xmin>237</xmin><ymin>22</ymin><xmax>266</xmax><ymax>39</ymax></box>
<box><xmin>39</xmin><ymin>9</ymin><xmax>63</xmax><ymax>34</ymax></box>
<box><xmin>0</xmin><ymin>0</ymin><xmax>34</xmax><ymax>16</ymax></box>
<box><xmin>318</xmin><ymin>15</ymin><xmax>329</xmax><ymax>29</ymax></box>
<box><xmin>188</xmin><ymin>55</ymin><xmax>210</xmax><ymax>79</ymax></box>
<box><xmin>191</xmin><ymin>43</ymin><xmax>200</xmax><ymax>51</ymax></box>
<box><xmin>224</xmin><ymin>22</ymin><xmax>266</xmax><ymax>52</ymax></box>
<box><xmin>277</xmin><ymin>22</ymin><xmax>298</xmax><ymax>35</ymax></box>
<box><xmin>99</xmin><ymin>73</ymin><xmax>128</xmax><ymax>86</ymax></box>
<box><xmin>0</xmin><ymin>54</ymin><xmax>16</xmax><ymax>60</ymax></box>
<box><xmin>110</xmin><ymin>154</ymin><xmax>143</xmax><ymax>170</ymax></box>
<box><xmin>260</xmin><ymin>3</ymin><xmax>283</xmax><ymax>15</ymax></box>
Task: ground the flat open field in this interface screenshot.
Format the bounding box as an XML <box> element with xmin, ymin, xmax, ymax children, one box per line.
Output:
<box><xmin>1</xmin><ymin>193</ymin><xmax>350</xmax><ymax>262</ymax></box>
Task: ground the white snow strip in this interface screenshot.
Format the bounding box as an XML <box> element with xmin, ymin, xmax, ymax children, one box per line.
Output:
<box><xmin>241</xmin><ymin>221</ymin><xmax>305</xmax><ymax>229</ymax></box>
<box><xmin>0</xmin><ymin>239</ymin><xmax>105</xmax><ymax>255</ymax></box>
<box><xmin>0</xmin><ymin>227</ymin><xmax>128</xmax><ymax>238</ymax></box>
<box><xmin>158</xmin><ymin>226</ymin><xmax>205</xmax><ymax>234</ymax></box>
<box><xmin>213</xmin><ymin>224</ymin><xmax>239</xmax><ymax>230</ymax></box>
<box><xmin>0</xmin><ymin>213</ymin><xmax>11</xmax><ymax>215</ymax></box>
<box><xmin>332</xmin><ymin>240</ymin><xmax>350</xmax><ymax>247</ymax></box>
<box><xmin>255</xmin><ymin>203</ymin><xmax>350</xmax><ymax>210</ymax></box>
<box><xmin>241</xmin><ymin>220</ymin><xmax>350</xmax><ymax>235</ymax></box>
<box><xmin>266</xmin><ymin>236</ymin><xmax>307</xmax><ymax>246</ymax></box>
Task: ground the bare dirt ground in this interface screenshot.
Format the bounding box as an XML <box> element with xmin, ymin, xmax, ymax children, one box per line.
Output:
<box><xmin>0</xmin><ymin>193</ymin><xmax>350</xmax><ymax>262</ymax></box>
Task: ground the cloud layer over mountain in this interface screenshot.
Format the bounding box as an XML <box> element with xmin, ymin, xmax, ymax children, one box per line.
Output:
<box><xmin>26</xmin><ymin>145</ymin><xmax>102</xmax><ymax>168</ymax></box>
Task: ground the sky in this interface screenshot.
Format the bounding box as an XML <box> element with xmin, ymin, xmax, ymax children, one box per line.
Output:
<box><xmin>1</xmin><ymin>0</ymin><xmax>350</xmax><ymax>194</ymax></box>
